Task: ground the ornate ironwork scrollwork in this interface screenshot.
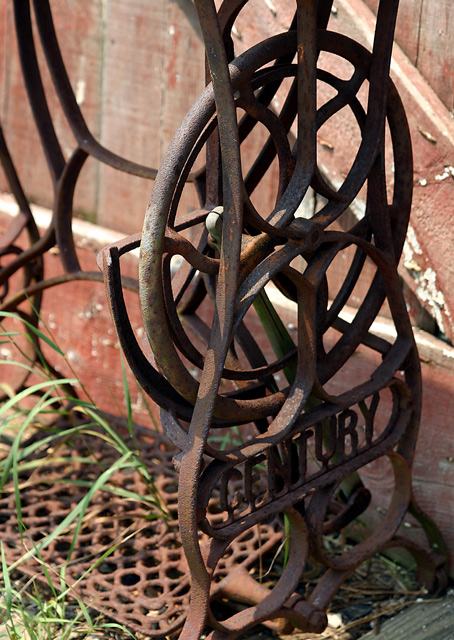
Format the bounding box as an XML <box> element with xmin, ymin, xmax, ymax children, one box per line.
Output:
<box><xmin>99</xmin><ymin>1</ymin><xmax>448</xmax><ymax>637</ymax></box>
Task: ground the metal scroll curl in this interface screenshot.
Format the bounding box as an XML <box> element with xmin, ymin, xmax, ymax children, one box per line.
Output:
<box><xmin>99</xmin><ymin>0</ymin><xmax>449</xmax><ymax>638</ymax></box>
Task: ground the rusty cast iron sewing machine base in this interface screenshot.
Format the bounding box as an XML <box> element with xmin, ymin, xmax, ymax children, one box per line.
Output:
<box><xmin>0</xmin><ymin>0</ymin><xmax>449</xmax><ymax>638</ymax></box>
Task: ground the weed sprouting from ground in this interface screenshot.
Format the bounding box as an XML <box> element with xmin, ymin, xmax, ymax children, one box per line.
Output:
<box><xmin>0</xmin><ymin>311</ymin><xmax>166</xmax><ymax>639</ymax></box>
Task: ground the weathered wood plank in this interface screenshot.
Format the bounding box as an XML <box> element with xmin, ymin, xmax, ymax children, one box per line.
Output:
<box><xmin>358</xmin><ymin>0</ymin><xmax>453</xmax><ymax>113</ymax></box>
<box><xmin>362</xmin><ymin>0</ymin><xmax>423</xmax><ymax>65</ymax></box>
<box><xmin>0</xmin><ymin>4</ymin><xmax>53</xmax><ymax>206</ymax></box>
<box><xmin>0</xmin><ymin>0</ymin><xmax>11</xmax><ymax>194</ymax></box>
<box><xmin>96</xmin><ymin>0</ymin><xmax>165</xmax><ymax>232</ymax></box>
<box><xmin>96</xmin><ymin>0</ymin><xmax>205</xmax><ymax>234</ymax></box>
<box><xmin>161</xmin><ymin>0</ymin><xmax>204</xmax><ymax>147</ymax></box>
<box><xmin>0</xmin><ymin>0</ymin><xmax>103</xmax><ymax>215</ymax></box>
<box><xmin>394</xmin><ymin>0</ymin><xmax>423</xmax><ymax>66</ymax></box>
<box><xmin>417</xmin><ymin>0</ymin><xmax>454</xmax><ymax>112</ymax></box>
<box><xmin>303</xmin><ymin>0</ymin><xmax>454</xmax><ymax>342</ymax></box>
<box><xmin>0</xmin><ymin>0</ymin><xmax>8</xmax><ymax>118</ymax></box>
<box><xmin>359</xmin><ymin>591</ymin><xmax>454</xmax><ymax>639</ymax></box>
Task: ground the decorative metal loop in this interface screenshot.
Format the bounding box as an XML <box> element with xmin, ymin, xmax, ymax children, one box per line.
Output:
<box><xmin>96</xmin><ymin>1</ymin><xmax>448</xmax><ymax>636</ymax></box>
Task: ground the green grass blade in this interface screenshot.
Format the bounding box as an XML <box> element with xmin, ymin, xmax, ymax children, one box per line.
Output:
<box><xmin>253</xmin><ymin>289</ymin><xmax>297</xmax><ymax>384</ymax></box>
<box><xmin>0</xmin><ymin>392</ymin><xmax>70</xmax><ymax>489</ymax></box>
<box><xmin>120</xmin><ymin>352</ymin><xmax>133</xmax><ymax>435</ymax></box>
<box><xmin>0</xmin><ymin>359</ymin><xmax>54</xmax><ymax>381</ymax></box>
<box><xmin>0</xmin><ymin>311</ymin><xmax>64</xmax><ymax>356</ymax></box>
<box><xmin>135</xmin><ymin>379</ymin><xmax>160</xmax><ymax>430</ymax></box>
<box><xmin>0</xmin><ymin>378</ymin><xmax>77</xmax><ymax>419</ymax></box>
<box><xmin>8</xmin><ymin>452</ymin><xmax>133</xmax><ymax>573</ymax></box>
<box><xmin>1</xmin><ymin>544</ymin><xmax>13</xmax><ymax>612</ymax></box>
<box><xmin>8</xmin><ymin>393</ymin><xmax>65</xmax><ymax>536</ymax></box>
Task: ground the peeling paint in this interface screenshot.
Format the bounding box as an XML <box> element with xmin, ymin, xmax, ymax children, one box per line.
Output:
<box><xmin>403</xmin><ymin>259</ymin><xmax>422</xmax><ymax>272</ymax></box>
<box><xmin>403</xmin><ymin>227</ymin><xmax>423</xmax><ymax>274</ymax></box>
<box><xmin>75</xmin><ymin>79</ymin><xmax>86</xmax><ymax>106</ymax></box>
<box><xmin>438</xmin><ymin>458</ymin><xmax>454</xmax><ymax>473</ymax></box>
<box><xmin>402</xmin><ymin>225</ymin><xmax>453</xmax><ymax>337</ymax></box>
<box><xmin>100</xmin><ymin>337</ymin><xmax>116</xmax><ymax>347</ymax></box>
<box><xmin>231</xmin><ymin>25</ymin><xmax>243</xmax><ymax>40</ymax></box>
<box><xmin>84</xmin><ymin>300</ymin><xmax>104</xmax><ymax>319</ymax></box>
<box><xmin>48</xmin><ymin>312</ymin><xmax>57</xmax><ymax>330</ymax></box>
<box><xmin>264</xmin><ymin>0</ymin><xmax>277</xmax><ymax>16</ymax></box>
<box><xmin>416</xmin><ymin>267</ymin><xmax>448</xmax><ymax>335</ymax></box>
<box><xmin>435</xmin><ymin>165</ymin><xmax>454</xmax><ymax>181</ymax></box>
<box><xmin>405</xmin><ymin>225</ymin><xmax>423</xmax><ymax>256</ymax></box>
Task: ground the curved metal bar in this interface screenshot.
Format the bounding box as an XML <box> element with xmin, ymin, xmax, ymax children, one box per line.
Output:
<box><xmin>54</xmin><ymin>147</ymin><xmax>88</xmax><ymax>273</ymax></box>
<box><xmin>13</xmin><ymin>0</ymin><xmax>65</xmax><ymax>184</ymax></box>
<box><xmin>31</xmin><ymin>0</ymin><xmax>161</xmax><ymax>180</ymax></box>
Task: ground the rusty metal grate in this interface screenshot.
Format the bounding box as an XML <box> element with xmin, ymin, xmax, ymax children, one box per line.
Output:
<box><xmin>1</xmin><ymin>425</ymin><xmax>287</xmax><ymax>637</ymax></box>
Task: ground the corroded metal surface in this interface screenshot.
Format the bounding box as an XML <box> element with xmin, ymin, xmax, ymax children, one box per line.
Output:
<box><xmin>98</xmin><ymin>0</ymin><xmax>448</xmax><ymax>638</ymax></box>
<box><xmin>0</xmin><ymin>0</ymin><xmax>449</xmax><ymax>638</ymax></box>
